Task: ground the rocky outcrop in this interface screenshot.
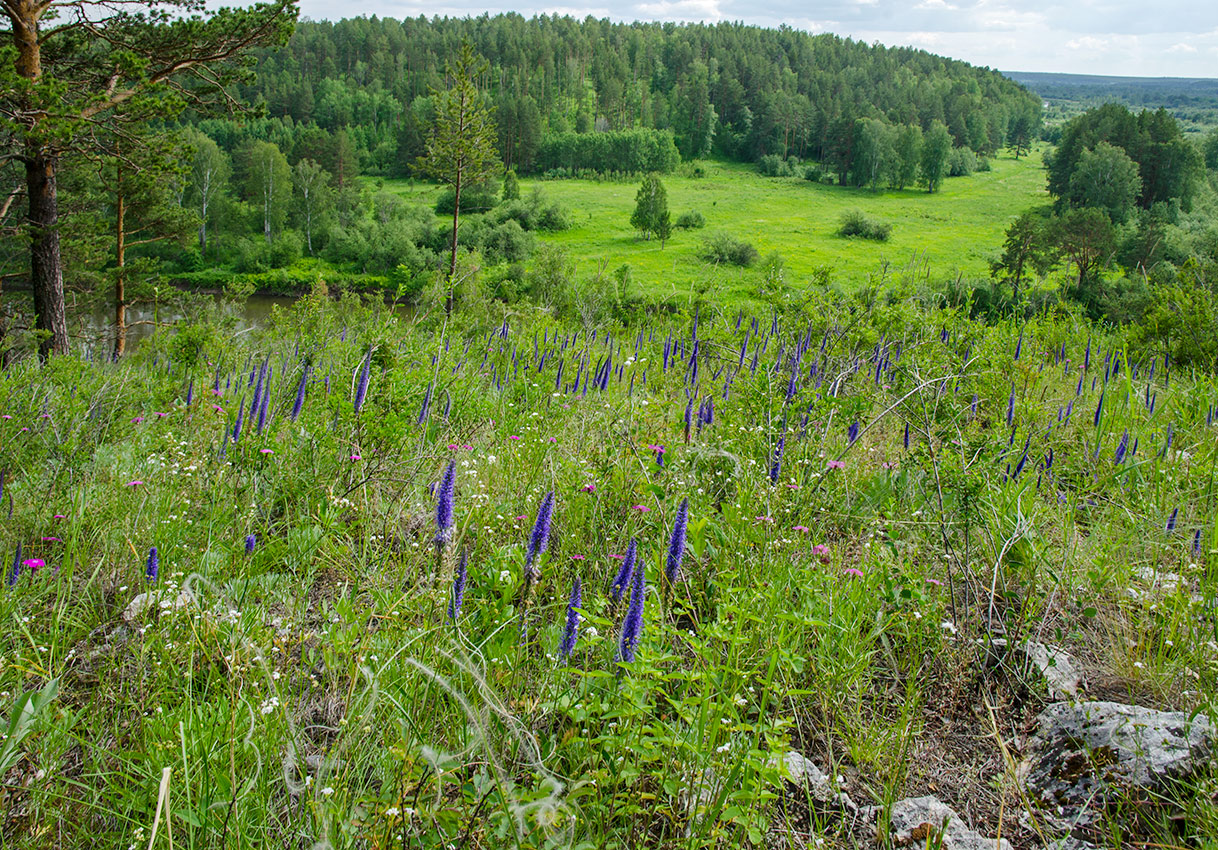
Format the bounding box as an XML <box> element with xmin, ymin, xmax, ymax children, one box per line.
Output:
<box><xmin>1020</xmin><ymin>701</ymin><xmax>1215</xmax><ymax>829</ymax></box>
<box><xmin>874</xmin><ymin>795</ymin><xmax>1012</xmax><ymax>850</ymax></box>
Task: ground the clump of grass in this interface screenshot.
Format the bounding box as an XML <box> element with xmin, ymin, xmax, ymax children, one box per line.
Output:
<box><xmin>838</xmin><ymin>209</ymin><xmax>892</xmax><ymax>241</ymax></box>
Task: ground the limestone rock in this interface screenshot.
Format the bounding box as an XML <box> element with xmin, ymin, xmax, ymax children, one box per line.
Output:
<box><xmin>1019</xmin><ymin>701</ymin><xmax>1215</xmax><ymax>826</ymax></box>
<box><xmin>882</xmin><ymin>795</ymin><xmax>1012</xmax><ymax>850</ymax></box>
<box><xmin>1023</xmin><ymin>641</ymin><xmax>1082</xmax><ymax>700</ymax></box>
<box><xmin>122</xmin><ymin>588</ymin><xmax>195</xmax><ymax>621</ymax></box>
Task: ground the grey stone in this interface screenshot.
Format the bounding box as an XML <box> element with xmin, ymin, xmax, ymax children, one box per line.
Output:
<box><xmin>883</xmin><ymin>795</ymin><xmax>1012</xmax><ymax>850</ymax></box>
<box><xmin>771</xmin><ymin>751</ymin><xmax>856</xmax><ymax>813</ymax></box>
<box><xmin>1023</xmin><ymin>641</ymin><xmax>1082</xmax><ymax>700</ymax></box>
<box><xmin>1019</xmin><ymin>701</ymin><xmax>1215</xmax><ymax>826</ymax></box>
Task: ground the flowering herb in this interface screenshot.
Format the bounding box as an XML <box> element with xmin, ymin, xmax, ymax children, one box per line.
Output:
<box><xmin>435</xmin><ymin>460</ymin><xmax>456</xmax><ymax>546</ymax></box>
<box><xmin>524</xmin><ymin>490</ymin><xmax>555</xmax><ymax>579</ymax></box>
<box><xmin>145</xmin><ymin>546</ymin><xmax>159</xmax><ymax>583</ymax></box>
<box><xmin>353</xmin><ymin>351</ymin><xmax>372</xmax><ymax>415</ymax></box>
<box><xmin>245</xmin><ymin>534</ymin><xmax>257</xmax><ymax>555</ymax></box>
<box><xmin>448</xmin><ymin>548</ymin><xmax>468</xmax><ymax>621</ymax></box>
<box><xmin>558</xmin><ymin>575</ymin><xmax>582</xmax><ymax>659</ymax></box>
<box><xmin>617</xmin><ymin>555</ymin><xmax>645</xmax><ymax>664</ymax></box>
<box><xmin>666</xmin><ymin>498</ymin><xmax>688</xmax><ymax>584</ymax></box>
<box><xmin>611</xmin><ymin>538</ymin><xmax>638</xmax><ymax>604</ymax></box>
<box><xmin>8</xmin><ymin>542</ymin><xmax>21</xmax><ymax>586</ymax></box>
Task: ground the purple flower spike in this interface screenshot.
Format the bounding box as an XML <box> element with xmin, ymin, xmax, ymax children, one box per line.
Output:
<box><xmin>1166</xmin><ymin>507</ymin><xmax>1179</xmax><ymax>534</ymax></box>
<box><xmin>524</xmin><ymin>491</ymin><xmax>555</xmax><ymax>578</ymax></box>
<box><xmin>290</xmin><ymin>367</ymin><xmax>309</xmax><ymax>421</ymax></box>
<box><xmin>848</xmin><ymin>421</ymin><xmax>860</xmax><ymax>444</ymax></box>
<box><xmin>666</xmin><ymin>498</ymin><xmax>688</xmax><ymax>584</ymax></box>
<box><xmin>145</xmin><ymin>546</ymin><xmax>159</xmax><ymax>583</ymax></box>
<box><xmin>245</xmin><ymin>534</ymin><xmax>256</xmax><ymax>555</ymax></box>
<box><xmin>436</xmin><ymin>460</ymin><xmax>456</xmax><ymax>546</ymax></box>
<box><xmin>8</xmin><ymin>542</ymin><xmax>21</xmax><ymax>587</ymax></box>
<box><xmin>618</xmin><ymin>555</ymin><xmax>646</xmax><ymax>664</ymax></box>
<box><xmin>353</xmin><ymin>351</ymin><xmax>372</xmax><ymax>415</ymax></box>
<box><xmin>611</xmin><ymin>539</ymin><xmax>637</xmax><ymax>603</ymax></box>
<box><xmin>769</xmin><ymin>435</ymin><xmax>785</xmax><ymax>484</ymax></box>
<box><xmin>559</xmin><ymin>575</ymin><xmax>582</xmax><ymax>659</ymax></box>
<box><xmin>448</xmin><ymin>548</ymin><xmax>468</xmax><ymax>621</ymax></box>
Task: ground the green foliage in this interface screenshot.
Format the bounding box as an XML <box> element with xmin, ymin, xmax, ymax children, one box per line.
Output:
<box><xmin>675</xmin><ymin>210</ymin><xmax>706</xmax><ymax>230</ymax></box>
<box><xmin>947</xmin><ymin>146</ymin><xmax>978</xmax><ymax>178</ymax></box>
<box><xmin>757</xmin><ymin>155</ymin><xmax>801</xmax><ymax>177</ymax></box>
<box><xmin>1047</xmin><ymin>103</ymin><xmax>1204</xmax><ymax>211</ymax></box>
<box><xmin>630</xmin><ymin>174</ymin><xmax>673</xmax><ymax>245</ymax></box>
<box><xmin>1066</xmin><ymin>141</ymin><xmax>1142</xmax><ymax>224</ymax></box>
<box><xmin>838</xmin><ymin>210</ymin><xmax>892</xmax><ymax>242</ymax></box>
<box><xmin>538</xmin><ymin>129</ymin><xmax>681</xmax><ymax>176</ymax></box>
<box><xmin>502</xmin><ymin>169</ymin><xmax>521</xmax><ymax>200</ymax></box>
<box><xmin>920</xmin><ymin>122</ymin><xmax>953</xmax><ymax>193</ymax></box>
<box><xmin>434</xmin><ymin>180</ymin><xmax>500</xmax><ymax>215</ymax></box>
<box><xmin>698</xmin><ymin>232</ymin><xmax>759</xmax><ymax>267</ymax></box>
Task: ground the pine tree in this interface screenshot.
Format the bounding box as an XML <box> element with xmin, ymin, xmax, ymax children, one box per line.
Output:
<box><xmin>414</xmin><ymin>42</ymin><xmax>500</xmax><ymax>315</ymax></box>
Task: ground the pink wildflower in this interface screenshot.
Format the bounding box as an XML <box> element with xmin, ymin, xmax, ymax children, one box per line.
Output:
<box><xmin>827</xmin><ymin>460</ymin><xmax>846</xmax><ymax>469</ymax></box>
<box><xmin>126</xmin><ymin>480</ymin><xmax>144</xmax><ymax>487</ymax></box>
<box><xmin>844</xmin><ymin>568</ymin><xmax>863</xmax><ymax>578</ymax></box>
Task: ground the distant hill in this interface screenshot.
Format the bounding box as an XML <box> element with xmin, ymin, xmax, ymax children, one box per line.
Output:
<box><xmin>1004</xmin><ymin>71</ymin><xmax>1218</xmax><ymax>133</ymax></box>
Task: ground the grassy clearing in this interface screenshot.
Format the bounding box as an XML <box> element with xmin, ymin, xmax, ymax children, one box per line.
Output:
<box><xmin>379</xmin><ymin>149</ymin><xmax>1048</xmax><ymax>304</ymax></box>
<box><xmin>1</xmin><ymin>289</ymin><xmax>1215</xmax><ymax>848</ymax></box>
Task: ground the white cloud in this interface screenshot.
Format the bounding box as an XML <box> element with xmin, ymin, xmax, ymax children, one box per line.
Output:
<box><xmin>634</xmin><ymin>0</ymin><xmax>724</xmax><ymax>20</ymax></box>
<box><xmin>915</xmin><ymin>0</ymin><xmax>958</xmax><ymax>10</ymax></box>
<box><xmin>1064</xmin><ymin>35</ymin><xmax>1109</xmax><ymax>50</ymax></box>
<box><xmin>1166</xmin><ymin>42</ymin><xmax>1198</xmax><ymax>53</ymax></box>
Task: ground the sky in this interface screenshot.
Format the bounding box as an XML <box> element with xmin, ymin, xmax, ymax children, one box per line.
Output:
<box><xmin>295</xmin><ymin>0</ymin><xmax>1218</xmax><ymax>78</ymax></box>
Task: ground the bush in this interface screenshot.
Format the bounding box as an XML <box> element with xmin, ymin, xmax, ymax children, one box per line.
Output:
<box><xmin>435</xmin><ymin>180</ymin><xmax>500</xmax><ymax>215</ymax></box>
<box><xmin>757</xmin><ymin>154</ymin><xmax>800</xmax><ymax>177</ymax></box>
<box><xmin>838</xmin><ymin>210</ymin><xmax>892</xmax><ymax>241</ymax></box>
<box><xmin>947</xmin><ymin>147</ymin><xmax>978</xmax><ymax>177</ymax></box>
<box><xmin>698</xmin><ymin>232</ymin><xmax>759</xmax><ymax>267</ymax></box>
<box><xmin>489</xmin><ymin>189</ymin><xmax>571</xmax><ymax>232</ymax></box>
<box><xmin>676</xmin><ymin>210</ymin><xmax>706</xmax><ymax>230</ymax></box>
<box><xmin>803</xmin><ymin>163</ymin><xmax>827</xmax><ymax>183</ymax></box>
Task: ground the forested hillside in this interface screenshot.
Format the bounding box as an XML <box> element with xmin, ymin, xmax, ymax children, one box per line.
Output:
<box><xmin>224</xmin><ymin>15</ymin><xmax>1041</xmax><ymax>175</ymax></box>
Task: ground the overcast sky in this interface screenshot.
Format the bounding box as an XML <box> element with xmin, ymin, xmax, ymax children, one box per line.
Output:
<box><xmin>295</xmin><ymin>0</ymin><xmax>1218</xmax><ymax>78</ymax></box>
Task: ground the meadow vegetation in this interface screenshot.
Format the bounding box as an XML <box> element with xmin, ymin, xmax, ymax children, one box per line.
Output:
<box><xmin>1</xmin><ymin>284</ymin><xmax>1216</xmax><ymax>848</ymax></box>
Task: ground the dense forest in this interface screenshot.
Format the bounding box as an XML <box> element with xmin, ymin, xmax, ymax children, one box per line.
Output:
<box><xmin>235</xmin><ymin>16</ymin><xmax>1043</xmax><ymax>173</ymax></box>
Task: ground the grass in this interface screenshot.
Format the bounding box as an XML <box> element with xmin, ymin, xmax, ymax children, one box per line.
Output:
<box><xmin>1</xmin><ymin>288</ymin><xmax>1216</xmax><ymax>848</ymax></box>
<box><xmin>377</xmin><ymin>149</ymin><xmax>1049</xmax><ymax>304</ymax></box>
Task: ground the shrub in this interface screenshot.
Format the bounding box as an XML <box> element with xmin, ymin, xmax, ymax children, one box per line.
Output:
<box><xmin>838</xmin><ymin>210</ymin><xmax>892</xmax><ymax>242</ymax></box>
<box><xmin>698</xmin><ymin>232</ymin><xmax>759</xmax><ymax>267</ymax></box>
<box><xmin>947</xmin><ymin>147</ymin><xmax>978</xmax><ymax>177</ymax></box>
<box><xmin>435</xmin><ymin>180</ymin><xmax>500</xmax><ymax>215</ymax></box>
<box><xmin>675</xmin><ymin>210</ymin><xmax>706</xmax><ymax>230</ymax></box>
<box><xmin>803</xmin><ymin>163</ymin><xmax>826</xmax><ymax>183</ymax></box>
<box><xmin>757</xmin><ymin>154</ymin><xmax>800</xmax><ymax>177</ymax></box>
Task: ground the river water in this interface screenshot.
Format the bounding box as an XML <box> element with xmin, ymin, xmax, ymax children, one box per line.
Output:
<box><xmin>71</xmin><ymin>292</ymin><xmax>300</xmax><ymax>357</ymax></box>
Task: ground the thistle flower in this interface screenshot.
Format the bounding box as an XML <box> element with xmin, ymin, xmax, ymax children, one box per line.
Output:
<box><xmin>245</xmin><ymin>534</ymin><xmax>256</xmax><ymax>555</ymax></box>
<box><xmin>666</xmin><ymin>498</ymin><xmax>688</xmax><ymax>584</ymax></box>
<box><xmin>448</xmin><ymin>548</ymin><xmax>468</xmax><ymax>621</ymax></box>
<box><xmin>436</xmin><ymin>460</ymin><xmax>456</xmax><ymax>546</ymax></box>
<box><xmin>611</xmin><ymin>538</ymin><xmax>637</xmax><ymax>603</ymax></box>
<box><xmin>559</xmin><ymin>575</ymin><xmax>582</xmax><ymax>659</ymax></box>
<box><xmin>145</xmin><ymin>546</ymin><xmax>159</xmax><ymax>583</ymax></box>
<box><xmin>524</xmin><ymin>490</ymin><xmax>555</xmax><ymax>578</ymax></box>
<box><xmin>353</xmin><ymin>351</ymin><xmax>372</xmax><ymax>414</ymax></box>
<box><xmin>618</xmin><ymin>557</ymin><xmax>645</xmax><ymax>664</ymax></box>
<box><xmin>290</xmin><ymin>367</ymin><xmax>309</xmax><ymax>421</ymax></box>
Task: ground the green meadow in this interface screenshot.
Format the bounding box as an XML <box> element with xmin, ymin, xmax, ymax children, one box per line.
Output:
<box><xmin>379</xmin><ymin>149</ymin><xmax>1049</xmax><ymax>303</ymax></box>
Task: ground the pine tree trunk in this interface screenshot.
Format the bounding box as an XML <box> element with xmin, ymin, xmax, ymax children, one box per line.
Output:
<box><xmin>113</xmin><ymin>185</ymin><xmax>127</xmax><ymax>360</ymax></box>
<box><xmin>27</xmin><ymin>152</ymin><xmax>68</xmax><ymax>359</ymax></box>
<box><xmin>447</xmin><ymin>176</ymin><xmax>461</xmax><ymax>316</ymax></box>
